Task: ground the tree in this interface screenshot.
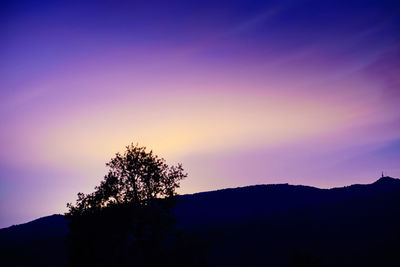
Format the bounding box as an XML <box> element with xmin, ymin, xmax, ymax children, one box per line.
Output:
<box><xmin>65</xmin><ymin>143</ymin><xmax>187</xmax><ymax>266</ymax></box>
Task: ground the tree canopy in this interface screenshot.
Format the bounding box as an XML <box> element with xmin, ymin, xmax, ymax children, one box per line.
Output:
<box><xmin>66</xmin><ymin>143</ymin><xmax>187</xmax><ymax>217</ymax></box>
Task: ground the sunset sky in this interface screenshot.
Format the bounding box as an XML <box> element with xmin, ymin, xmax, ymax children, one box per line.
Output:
<box><xmin>1</xmin><ymin>0</ymin><xmax>400</xmax><ymax>227</ymax></box>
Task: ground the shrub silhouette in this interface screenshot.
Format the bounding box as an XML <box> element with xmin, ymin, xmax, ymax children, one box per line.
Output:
<box><xmin>65</xmin><ymin>143</ymin><xmax>187</xmax><ymax>266</ymax></box>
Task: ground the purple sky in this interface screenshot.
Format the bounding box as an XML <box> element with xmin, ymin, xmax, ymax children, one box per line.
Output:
<box><xmin>1</xmin><ymin>0</ymin><xmax>400</xmax><ymax>228</ymax></box>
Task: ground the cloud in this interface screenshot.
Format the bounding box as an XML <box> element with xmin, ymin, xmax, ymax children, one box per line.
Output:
<box><xmin>224</xmin><ymin>6</ymin><xmax>284</xmax><ymax>37</ymax></box>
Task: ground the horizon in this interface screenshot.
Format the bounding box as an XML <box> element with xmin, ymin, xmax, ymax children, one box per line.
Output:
<box><xmin>2</xmin><ymin>175</ymin><xmax>399</xmax><ymax>229</ymax></box>
<box><xmin>2</xmin><ymin>174</ymin><xmax>399</xmax><ymax>229</ymax></box>
<box><xmin>1</xmin><ymin>0</ymin><xmax>400</xmax><ymax>228</ymax></box>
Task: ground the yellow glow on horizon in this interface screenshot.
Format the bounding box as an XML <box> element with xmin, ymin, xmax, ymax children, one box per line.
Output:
<box><xmin>31</xmin><ymin>90</ymin><xmax>353</xmax><ymax>169</ymax></box>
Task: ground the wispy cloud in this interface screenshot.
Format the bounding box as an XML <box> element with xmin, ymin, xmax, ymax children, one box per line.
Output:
<box><xmin>224</xmin><ymin>6</ymin><xmax>284</xmax><ymax>36</ymax></box>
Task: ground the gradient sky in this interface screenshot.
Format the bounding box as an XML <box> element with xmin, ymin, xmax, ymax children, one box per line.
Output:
<box><xmin>1</xmin><ymin>0</ymin><xmax>400</xmax><ymax>228</ymax></box>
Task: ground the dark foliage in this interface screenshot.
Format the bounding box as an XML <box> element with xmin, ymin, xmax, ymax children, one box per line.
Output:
<box><xmin>64</xmin><ymin>144</ymin><xmax>187</xmax><ymax>266</ymax></box>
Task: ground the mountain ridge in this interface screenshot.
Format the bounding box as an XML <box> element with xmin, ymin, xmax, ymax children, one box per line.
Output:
<box><xmin>1</xmin><ymin>176</ymin><xmax>399</xmax><ymax>266</ymax></box>
<box><xmin>1</xmin><ymin>176</ymin><xmax>399</xmax><ymax>230</ymax></box>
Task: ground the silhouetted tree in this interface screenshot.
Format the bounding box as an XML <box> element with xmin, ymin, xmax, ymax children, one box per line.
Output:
<box><xmin>65</xmin><ymin>143</ymin><xmax>187</xmax><ymax>266</ymax></box>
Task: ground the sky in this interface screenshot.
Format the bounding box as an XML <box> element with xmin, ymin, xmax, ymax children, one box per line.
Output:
<box><xmin>1</xmin><ymin>0</ymin><xmax>400</xmax><ymax>228</ymax></box>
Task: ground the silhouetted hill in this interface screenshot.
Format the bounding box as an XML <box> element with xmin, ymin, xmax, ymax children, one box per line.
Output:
<box><xmin>1</xmin><ymin>177</ymin><xmax>400</xmax><ymax>266</ymax></box>
<box><xmin>202</xmin><ymin>177</ymin><xmax>400</xmax><ymax>266</ymax></box>
<box><xmin>0</xmin><ymin>215</ymin><xmax>69</xmax><ymax>267</ymax></box>
<box><xmin>174</xmin><ymin>176</ymin><xmax>400</xmax><ymax>228</ymax></box>
<box><xmin>0</xmin><ymin>214</ymin><xmax>68</xmax><ymax>243</ymax></box>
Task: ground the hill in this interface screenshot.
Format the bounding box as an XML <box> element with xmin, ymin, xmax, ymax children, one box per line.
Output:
<box><xmin>1</xmin><ymin>176</ymin><xmax>400</xmax><ymax>266</ymax></box>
